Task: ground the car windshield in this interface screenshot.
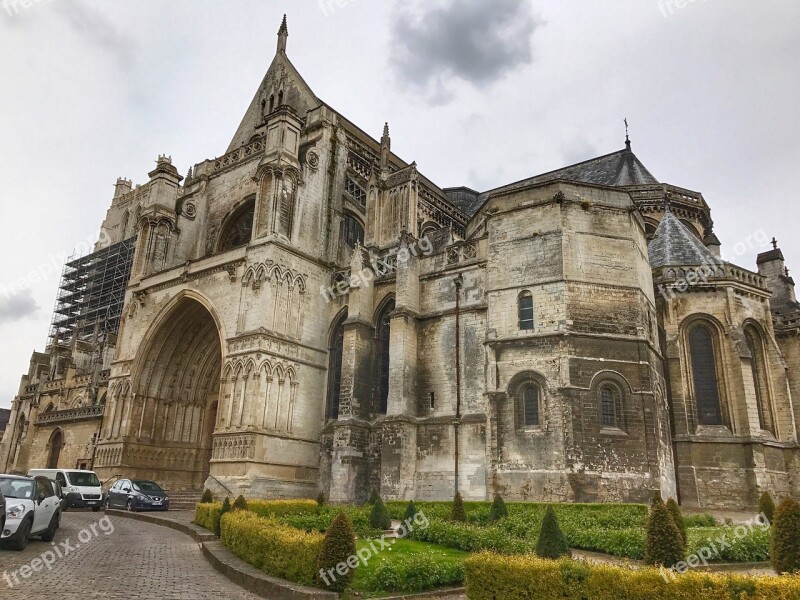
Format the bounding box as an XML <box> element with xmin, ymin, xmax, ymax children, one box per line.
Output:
<box><xmin>132</xmin><ymin>481</ymin><xmax>162</xmax><ymax>492</ymax></box>
<box><xmin>67</xmin><ymin>472</ymin><xmax>100</xmax><ymax>487</ymax></box>
<box><xmin>0</xmin><ymin>477</ymin><xmax>35</xmax><ymax>500</ymax></box>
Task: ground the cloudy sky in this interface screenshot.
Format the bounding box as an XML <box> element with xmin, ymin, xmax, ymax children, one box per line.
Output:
<box><xmin>1</xmin><ymin>0</ymin><xmax>798</xmax><ymax>408</ymax></box>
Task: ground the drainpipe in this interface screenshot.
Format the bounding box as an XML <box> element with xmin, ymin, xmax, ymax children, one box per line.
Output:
<box><xmin>453</xmin><ymin>273</ymin><xmax>463</xmax><ymax>497</ymax></box>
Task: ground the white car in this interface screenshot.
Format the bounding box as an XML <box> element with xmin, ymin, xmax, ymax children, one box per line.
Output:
<box><xmin>0</xmin><ymin>475</ymin><xmax>61</xmax><ymax>551</ymax></box>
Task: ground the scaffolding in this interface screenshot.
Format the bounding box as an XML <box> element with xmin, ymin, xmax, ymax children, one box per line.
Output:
<box><xmin>47</xmin><ymin>237</ymin><xmax>137</xmax><ymax>349</ymax></box>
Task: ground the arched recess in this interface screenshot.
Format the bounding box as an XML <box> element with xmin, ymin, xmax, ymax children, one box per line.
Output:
<box><xmin>128</xmin><ymin>293</ymin><xmax>225</xmax><ymax>490</ymax></box>
<box><xmin>374</xmin><ymin>296</ymin><xmax>395</xmax><ymax>415</ymax></box>
<box><xmin>326</xmin><ymin>309</ymin><xmax>348</xmax><ymax>421</ymax></box>
<box><xmin>46</xmin><ymin>428</ymin><xmax>64</xmax><ymax>469</ymax></box>
<box><xmin>743</xmin><ymin>322</ymin><xmax>775</xmax><ymax>435</ymax></box>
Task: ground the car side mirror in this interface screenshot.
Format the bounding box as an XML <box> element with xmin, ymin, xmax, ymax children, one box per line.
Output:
<box><xmin>122</xmin><ymin>488</ymin><xmax>130</xmax><ymax>493</ymax></box>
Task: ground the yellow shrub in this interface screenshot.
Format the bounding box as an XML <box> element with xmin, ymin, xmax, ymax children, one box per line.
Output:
<box><xmin>221</xmin><ymin>510</ymin><xmax>324</xmax><ymax>586</ymax></box>
<box><xmin>195</xmin><ymin>502</ymin><xmax>221</xmax><ymax>531</ymax></box>
<box><xmin>464</xmin><ymin>552</ymin><xmax>800</xmax><ymax>600</ymax></box>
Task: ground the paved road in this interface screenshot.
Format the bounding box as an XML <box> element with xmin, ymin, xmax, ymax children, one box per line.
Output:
<box><xmin>0</xmin><ymin>510</ymin><xmax>263</xmax><ymax>599</ymax></box>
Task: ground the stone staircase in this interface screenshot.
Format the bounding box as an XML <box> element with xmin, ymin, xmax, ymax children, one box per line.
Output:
<box><xmin>166</xmin><ymin>489</ymin><xmax>204</xmax><ymax>511</ymax></box>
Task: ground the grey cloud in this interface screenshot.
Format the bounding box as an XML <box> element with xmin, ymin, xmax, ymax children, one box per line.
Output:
<box><xmin>0</xmin><ymin>289</ymin><xmax>39</xmax><ymax>324</ymax></box>
<box><xmin>52</xmin><ymin>0</ymin><xmax>136</xmax><ymax>68</ymax></box>
<box><xmin>562</xmin><ymin>138</ymin><xmax>599</xmax><ymax>167</ymax></box>
<box><xmin>391</xmin><ymin>0</ymin><xmax>539</xmax><ymax>103</ymax></box>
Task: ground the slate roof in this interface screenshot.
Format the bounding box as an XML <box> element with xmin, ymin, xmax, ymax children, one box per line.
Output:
<box><xmin>444</xmin><ymin>187</ymin><xmax>483</xmax><ymax>217</ymax></box>
<box><xmin>648</xmin><ymin>210</ymin><xmax>721</xmax><ymax>268</ymax></box>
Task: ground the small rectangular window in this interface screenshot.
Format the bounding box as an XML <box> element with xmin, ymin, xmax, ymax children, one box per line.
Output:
<box><xmin>429</xmin><ymin>391</ymin><xmax>435</xmax><ymax>410</ymax></box>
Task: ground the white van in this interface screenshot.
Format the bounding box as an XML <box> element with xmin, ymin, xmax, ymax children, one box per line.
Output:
<box><xmin>27</xmin><ymin>469</ymin><xmax>104</xmax><ymax>512</ymax></box>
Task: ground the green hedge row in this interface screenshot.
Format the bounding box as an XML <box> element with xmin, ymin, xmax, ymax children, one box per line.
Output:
<box><xmin>408</xmin><ymin>518</ymin><xmax>769</xmax><ymax>563</ymax></box>
<box><xmin>194</xmin><ymin>502</ymin><xmax>220</xmax><ymax>532</ymax></box>
<box><xmin>363</xmin><ymin>550</ymin><xmax>465</xmax><ymax>593</ymax></box>
<box><xmin>220</xmin><ymin>510</ymin><xmax>323</xmax><ymax>586</ymax></box>
<box><xmin>464</xmin><ymin>552</ymin><xmax>800</xmax><ymax>600</ymax></box>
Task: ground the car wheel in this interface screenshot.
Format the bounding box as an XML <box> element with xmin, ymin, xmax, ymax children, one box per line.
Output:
<box><xmin>9</xmin><ymin>518</ymin><xmax>31</xmax><ymax>551</ymax></box>
<box><xmin>126</xmin><ymin>499</ymin><xmax>136</xmax><ymax>512</ymax></box>
<box><xmin>40</xmin><ymin>513</ymin><xmax>59</xmax><ymax>542</ymax></box>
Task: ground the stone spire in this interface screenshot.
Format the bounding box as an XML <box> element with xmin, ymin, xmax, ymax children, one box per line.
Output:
<box><xmin>380</xmin><ymin>122</ymin><xmax>391</xmax><ymax>173</ymax></box>
<box><xmin>277</xmin><ymin>14</ymin><xmax>288</xmax><ymax>54</ymax></box>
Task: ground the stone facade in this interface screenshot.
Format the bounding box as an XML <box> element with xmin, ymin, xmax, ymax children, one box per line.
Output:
<box><xmin>1</xmin><ymin>18</ymin><xmax>798</xmax><ymax>508</ymax></box>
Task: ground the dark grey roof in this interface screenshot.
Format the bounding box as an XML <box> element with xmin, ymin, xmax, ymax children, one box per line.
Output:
<box><xmin>484</xmin><ymin>145</ymin><xmax>659</xmax><ymax>198</ymax></box>
<box><xmin>444</xmin><ymin>187</ymin><xmax>483</xmax><ymax>217</ymax></box>
<box><xmin>648</xmin><ymin>210</ymin><xmax>721</xmax><ymax>268</ymax></box>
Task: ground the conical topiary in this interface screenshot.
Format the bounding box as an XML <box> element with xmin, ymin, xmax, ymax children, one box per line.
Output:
<box><xmin>404</xmin><ymin>500</ymin><xmax>418</xmax><ymax>523</ymax></box>
<box><xmin>771</xmin><ymin>497</ymin><xmax>800</xmax><ymax>574</ymax></box>
<box><xmin>644</xmin><ymin>495</ymin><xmax>684</xmax><ymax>567</ymax></box>
<box><xmin>200</xmin><ymin>489</ymin><xmax>214</xmax><ymax>504</ymax></box>
<box><xmin>368</xmin><ymin>489</ymin><xmax>379</xmax><ymax>505</ymax></box>
<box><xmin>665</xmin><ymin>498</ymin><xmax>687</xmax><ymax>550</ymax></box>
<box><xmin>316</xmin><ymin>512</ymin><xmax>357</xmax><ymax>592</ymax></box>
<box><xmin>488</xmin><ymin>494</ymin><xmax>509</xmax><ymax>523</ymax></box>
<box><xmin>370</xmin><ymin>495</ymin><xmax>391</xmax><ymax>530</ymax></box>
<box><xmin>759</xmin><ymin>491</ymin><xmax>776</xmax><ymax>523</ymax></box>
<box><xmin>536</xmin><ymin>506</ymin><xmax>570</xmax><ymax>559</ymax></box>
<box><xmin>232</xmin><ymin>494</ymin><xmax>248</xmax><ymax>511</ymax></box>
<box><xmin>215</xmin><ymin>496</ymin><xmax>231</xmax><ymax>538</ymax></box>
<box><xmin>451</xmin><ymin>492</ymin><xmax>467</xmax><ymax>522</ymax></box>
<box><xmin>317</xmin><ymin>491</ymin><xmax>326</xmax><ymax>506</ymax></box>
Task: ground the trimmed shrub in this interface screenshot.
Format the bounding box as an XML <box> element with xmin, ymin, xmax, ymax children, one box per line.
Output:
<box><xmin>644</xmin><ymin>496</ymin><xmax>684</xmax><ymax>567</ymax></box>
<box><xmin>316</xmin><ymin>512</ymin><xmax>357</xmax><ymax>593</ymax></box>
<box><xmin>316</xmin><ymin>491</ymin><xmax>326</xmax><ymax>506</ymax></box>
<box><xmin>488</xmin><ymin>494</ymin><xmax>509</xmax><ymax>523</ymax></box>
<box><xmin>194</xmin><ymin>502</ymin><xmax>221</xmax><ymax>531</ymax></box>
<box><xmin>452</xmin><ymin>493</ymin><xmax>467</xmax><ymax>522</ymax></box>
<box><xmin>464</xmin><ymin>552</ymin><xmax>800</xmax><ymax>600</ymax></box>
<box><xmin>368</xmin><ymin>489</ymin><xmax>379</xmax><ymax>505</ymax></box>
<box><xmin>221</xmin><ymin>510</ymin><xmax>323</xmax><ymax>586</ymax></box>
<box><xmin>760</xmin><ymin>491</ymin><xmax>776</xmax><ymax>524</ymax></box>
<box><xmin>232</xmin><ymin>495</ymin><xmax>248</xmax><ymax>511</ymax></box>
<box><xmin>404</xmin><ymin>500</ymin><xmax>418</xmax><ymax>523</ymax></box>
<box><xmin>682</xmin><ymin>513</ymin><xmax>718</xmax><ymax>528</ymax></box>
<box><xmin>536</xmin><ymin>506</ymin><xmax>570</xmax><ymax>559</ymax></box>
<box><xmin>665</xmin><ymin>498</ymin><xmax>686</xmax><ymax>550</ymax></box>
<box><xmin>772</xmin><ymin>497</ymin><xmax>800</xmax><ymax>574</ymax></box>
<box><xmin>364</xmin><ymin>550</ymin><xmax>465</xmax><ymax>593</ymax></box>
<box><xmin>370</xmin><ymin>496</ymin><xmax>392</xmax><ymax>530</ymax></box>
<box><xmin>215</xmin><ymin>497</ymin><xmax>231</xmax><ymax>537</ymax></box>
<box><xmin>200</xmin><ymin>489</ymin><xmax>214</xmax><ymax>504</ymax></box>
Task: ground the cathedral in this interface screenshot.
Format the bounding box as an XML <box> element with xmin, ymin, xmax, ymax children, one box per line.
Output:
<box><xmin>2</xmin><ymin>17</ymin><xmax>799</xmax><ymax>508</ymax></box>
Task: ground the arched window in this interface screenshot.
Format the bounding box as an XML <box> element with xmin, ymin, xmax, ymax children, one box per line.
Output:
<box><xmin>43</xmin><ymin>403</ymin><xmax>54</xmax><ymax>413</ymax></box>
<box><xmin>599</xmin><ymin>382</ymin><xmax>623</xmax><ymax>429</ymax></box>
<box><xmin>341</xmin><ymin>214</ymin><xmax>365</xmax><ymax>249</ymax></box>
<box><xmin>375</xmin><ymin>298</ymin><xmax>395</xmax><ymax>414</ymax></box>
<box><xmin>220</xmin><ymin>198</ymin><xmax>255</xmax><ymax>251</ymax></box>
<box><xmin>326</xmin><ymin>311</ymin><xmax>347</xmax><ymax>421</ymax></box>
<box><xmin>745</xmin><ymin>326</ymin><xmax>774</xmax><ymax>434</ymax></box>
<box><xmin>688</xmin><ymin>324</ymin><xmax>724</xmax><ymax>426</ymax></box>
<box><xmin>518</xmin><ymin>291</ymin><xmax>534</xmax><ymax>330</ymax></box>
<box><xmin>269</xmin><ymin>94</ymin><xmax>275</xmax><ymax>112</ymax></box>
<box><xmin>644</xmin><ymin>220</ymin><xmax>658</xmax><ymax>241</ymax></box>
<box><xmin>521</xmin><ymin>384</ymin><xmax>540</xmax><ymax>427</ymax></box>
<box><xmin>120</xmin><ymin>211</ymin><xmax>130</xmax><ymax>242</ymax></box>
<box><xmin>277</xmin><ymin>90</ymin><xmax>284</xmax><ymax>106</ymax></box>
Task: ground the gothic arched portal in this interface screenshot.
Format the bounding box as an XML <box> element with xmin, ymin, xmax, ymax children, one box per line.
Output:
<box><xmin>103</xmin><ymin>297</ymin><xmax>222</xmax><ymax>491</ymax></box>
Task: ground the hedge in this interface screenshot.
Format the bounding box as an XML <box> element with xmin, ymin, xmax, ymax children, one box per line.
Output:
<box><xmin>366</xmin><ymin>551</ymin><xmax>465</xmax><ymax>593</ymax></box>
<box><xmin>220</xmin><ymin>510</ymin><xmax>324</xmax><ymax>586</ymax></box>
<box><xmin>246</xmin><ymin>499</ymin><xmax>319</xmax><ymax>519</ymax></box>
<box><xmin>195</xmin><ymin>502</ymin><xmax>221</xmax><ymax>532</ymax></box>
<box><xmin>464</xmin><ymin>552</ymin><xmax>800</xmax><ymax>600</ymax></box>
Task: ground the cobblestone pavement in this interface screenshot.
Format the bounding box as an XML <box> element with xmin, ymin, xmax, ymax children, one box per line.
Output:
<box><xmin>0</xmin><ymin>510</ymin><xmax>264</xmax><ymax>599</ymax></box>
